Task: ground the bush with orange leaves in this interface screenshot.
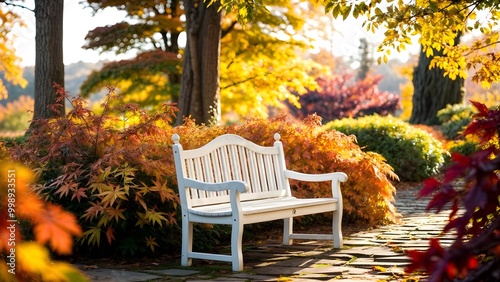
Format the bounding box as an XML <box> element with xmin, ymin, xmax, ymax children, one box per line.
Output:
<box><xmin>175</xmin><ymin>113</ymin><xmax>400</xmax><ymax>225</ymax></box>
<box><xmin>9</xmin><ymin>84</ymin><xmax>399</xmax><ymax>259</ymax></box>
<box><xmin>0</xmin><ymin>162</ymin><xmax>87</xmax><ymax>281</ymax></box>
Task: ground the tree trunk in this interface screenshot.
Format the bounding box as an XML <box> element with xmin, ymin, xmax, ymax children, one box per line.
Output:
<box><xmin>177</xmin><ymin>0</ymin><xmax>222</xmax><ymax>125</ymax></box>
<box><xmin>410</xmin><ymin>37</ymin><xmax>464</xmax><ymax>125</ymax></box>
<box><xmin>33</xmin><ymin>0</ymin><xmax>65</xmax><ymax>120</ymax></box>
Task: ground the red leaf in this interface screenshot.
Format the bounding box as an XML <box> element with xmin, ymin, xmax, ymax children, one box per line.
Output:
<box><xmin>446</xmin><ymin>262</ymin><xmax>458</xmax><ymax>280</ymax></box>
<box><xmin>419</xmin><ymin>177</ymin><xmax>441</xmax><ymax>198</ymax></box>
<box><xmin>443</xmin><ymin>153</ymin><xmax>471</xmax><ymax>182</ymax></box>
<box><xmin>427</xmin><ymin>185</ymin><xmax>458</xmax><ymax>212</ymax></box>
<box><xmin>469</xmin><ymin>100</ymin><xmax>489</xmax><ymax>116</ymax></box>
<box><xmin>464</xmin><ymin>185</ymin><xmax>488</xmax><ymax>210</ymax></box>
<box><xmin>405</xmin><ymin>238</ymin><xmax>445</xmax><ymax>275</ymax></box>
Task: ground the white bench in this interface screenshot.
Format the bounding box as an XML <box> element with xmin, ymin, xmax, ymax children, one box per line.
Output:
<box><xmin>172</xmin><ymin>133</ymin><xmax>347</xmax><ymax>271</ymax></box>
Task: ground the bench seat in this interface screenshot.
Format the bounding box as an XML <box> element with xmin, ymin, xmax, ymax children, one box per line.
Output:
<box><xmin>190</xmin><ymin>197</ymin><xmax>338</xmax><ymax>218</ymax></box>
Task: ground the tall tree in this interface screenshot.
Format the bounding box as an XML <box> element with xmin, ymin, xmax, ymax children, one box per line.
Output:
<box><xmin>178</xmin><ymin>0</ymin><xmax>222</xmax><ymax>124</ymax></box>
<box><xmin>323</xmin><ymin>0</ymin><xmax>500</xmax><ymax>123</ymax></box>
<box><xmin>33</xmin><ymin>0</ymin><xmax>64</xmax><ymax>119</ymax></box>
<box><xmin>0</xmin><ymin>3</ymin><xmax>27</xmax><ymax>100</ymax></box>
<box><xmin>410</xmin><ymin>36</ymin><xmax>464</xmax><ymax>124</ymax></box>
<box><xmin>356</xmin><ymin>38</ymin><xmax>372</xmax><ymax>81</ymax></box>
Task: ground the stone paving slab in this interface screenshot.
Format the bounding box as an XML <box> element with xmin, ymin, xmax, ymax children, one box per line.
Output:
<box><xmin>82</xmin><ymin>268</ymin><xmax>162</xmax><ymax>281</ymax></box>
<box><xmin>78</xmin><ymin>185</ymin><xmax>451</xmax><ymax>281</ymax></box>
<box><xmin>147</xmin><ymin>269</ymin><xmax>200</xmax><ymax>276</ymax></box>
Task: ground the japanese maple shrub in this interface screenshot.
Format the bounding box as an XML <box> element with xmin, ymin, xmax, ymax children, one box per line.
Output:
<box><xmin>286</xmin><ymin>74</ymin><xmax>400</xmax><ymax>123</ymax></box>
<box><xmin>11</xmin><ymin>84</ymin><xmax>181</xmax><ymax>256</ymax></box>
<box><xmin>11</xmin><ymin>84</ymin><xmax>400</xmax><ymax>258</ymax></box>
<box><xmin>175</xmin><ymin>114</ymin><xmax>400</xmax><ymax>226</ymax></box>
<box><xmin>406</xmin><ymin>101</ymin><xmax>500</xmax><ymax>281</ymax></box>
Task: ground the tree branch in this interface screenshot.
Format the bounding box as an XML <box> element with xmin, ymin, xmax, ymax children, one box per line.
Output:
<box><xmin>1</xmin><ymin>0</ymin><xmax>34</xmax><ymax>12</ymax></box>
<box><xmin>221</xmin><ymin>20</ymin><xmax>238</xmax><ymax>39</ymax></box>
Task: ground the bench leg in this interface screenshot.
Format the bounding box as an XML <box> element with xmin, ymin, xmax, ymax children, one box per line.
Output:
<box><xmin>231</xmin><ymin>221</ymin><xmax>244</xmax><ymax>271</ymax></box>
<box><xmin>283</xmin><ymin>217</ymin><xmax>293</xmax><ymax>245</ymax></box>
<box><xmin>181</xmin><ymin>218</ymin><xmax>193</xmax><ymax>267</ymax></box>
<box><xmin>332</xmin><ymin>210</ymin><xmax>343</xmax><ymax>248</ymax></box>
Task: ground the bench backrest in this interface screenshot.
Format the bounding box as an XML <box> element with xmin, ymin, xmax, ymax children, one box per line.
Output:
<box><xmin>172</xmin><ymin>133</ymin><xmax>291</xmax><ymax>208</ymax></box>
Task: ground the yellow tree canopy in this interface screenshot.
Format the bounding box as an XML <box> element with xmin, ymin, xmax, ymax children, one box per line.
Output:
<box><xmin>0</xmin><ymin>7</ymin><xmax>27</xmax><ymax>100</ymax></box>
<box><xmin>304</xmin><ymin>0</ymin><xmax>500</xmax><ymax>88</ymax></box>
<box><xmin>220</xmin><ymin>0</ymin><xmax>327</xmax><ymax>120</ymax></box>
<box><xmin>223</xmin><ymin>0</ymin><xmax>500</xmax><ymax>87</ymax></box>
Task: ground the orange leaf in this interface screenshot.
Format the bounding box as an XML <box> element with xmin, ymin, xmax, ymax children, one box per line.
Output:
<box><xmin>71</xmin><ymin>187</ymin><xmax>88</xmax><ymax>202</ymax></box>
<box><xmin>105</xmin><ymin>227</ymin><xmax>115</xmax><ymax>244</ymax></box>
<box><xmin>16</xmin><ymin>193</ymin><xmax>44</xmax><ymax>221</ymax></box>
<box><xmin>33</xmin><ymin>204</ymin><xmax>82</xmax><ymax>255</ymax></box>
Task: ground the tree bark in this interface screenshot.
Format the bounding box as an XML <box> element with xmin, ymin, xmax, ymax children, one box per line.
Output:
<box><xmin>33</xmin><ymin>0</ymin><xmax>64</xmax><ymax>120</ymax></box>
<box><xmin>177</xmin><ymin>0</ymin><xmax>222</xmax><ymax>125</ymax></box>
<box><xmin>410</xmin><ymin>36</ymin><xmax>464</xmax><ymax>125</ymax></box>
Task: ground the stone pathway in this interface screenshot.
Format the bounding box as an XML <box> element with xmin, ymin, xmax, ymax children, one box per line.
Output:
<box><xmin>79</xmin><ymin>185</ymin><xmax>455</xmax><ymax>281</ymax></box>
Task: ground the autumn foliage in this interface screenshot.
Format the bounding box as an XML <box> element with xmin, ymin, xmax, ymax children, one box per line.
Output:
<box><xmin>0</xmin><ymin>95</ymin><xmax>34</xmax><ymax>135</ymax></box>
<box><xmin>8</xmin><ymin>85</ymin><xmax>400</xmax><ymax>257</ymax></box>
<box><xmin>286</xmin><ymin>74</ymin><xmax>400</xmax><ymax>123</ymax></box>
<box><xmin>0</xmin><ymin>8</ymin><xmax>27</xmax><ymax>100</ymax></box>
<box><xmin>0</xmin><ymin>162</ymin><xmax>86</xmax><ymax>281</ymax></box>
<box><xmin>175</xmin><ymin>114</ymin><xmax>399</xmax><ymax>225</ymax></box>
<box><xmin>406</xmin><ymin>101</ymin><xmax>500</xmax><ymax>281</ymax></box>
<box><xmin>11</xmin><ymin>84</ymin><xmax>180</xmax><ymax>256</ymax></box>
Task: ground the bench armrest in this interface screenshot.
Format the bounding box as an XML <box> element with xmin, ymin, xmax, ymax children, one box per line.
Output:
<box><xmin>183</xmin><ymin>179</ymin><xmax>248</xmax><ymax>217</ymax></box>
<box><xmin>284</xmin><ymin>170</ymin><xmax>347</xmax><ymax>183</ymax></box>
<box><xmin>183</xmin><ymin>178</ymin><xmax>248</xmax><ymax>194</ymax></box>
<box><xmin>284</xmin><ymin>170</ymin><xmax>347</xmax><ymax>204</ymax></box>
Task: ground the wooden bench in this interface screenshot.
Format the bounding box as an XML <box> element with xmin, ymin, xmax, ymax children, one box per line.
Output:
<box><xmin>172</xmin><ymin>133</ymin><xmax>347</xmax><ymax>271</ymax></box>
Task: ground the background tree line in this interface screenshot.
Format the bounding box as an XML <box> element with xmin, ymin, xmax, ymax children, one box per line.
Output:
<box><xmin>2</xmin><ymin>0</ymin><xmax>500</xmax><ymax>126</ymax></box>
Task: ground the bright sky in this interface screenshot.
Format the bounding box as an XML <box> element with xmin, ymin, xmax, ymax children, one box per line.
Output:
<box><xmin>10</xmin><ymin>1</ymin><xmax>418</xmax><ymax>67</ymax></box>
<box><xmin>12</xmin><ymin>1</ymin><xmax>131</xmax><ymax>67</ymax></box>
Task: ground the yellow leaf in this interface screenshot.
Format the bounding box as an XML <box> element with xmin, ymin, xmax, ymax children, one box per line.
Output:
<box><xmin>372</xmin><ymin>265</ymin><xmax>386</xmax><ymax>272</ymax></box>
<box><xmin>18</xmin><ymin>242</ymin><xmax>88</xmax><ymax>281</ymax></box>
<box><xmin>97</xmin><ymin>185</ymin><xmax>128</xmax><ymax>207</ymax></box>
<box><xmin>17</xmin><ymin>242</ymin><xmax>50</xmax><ymax>274</ymax></box>
<box><xmin>145</xmin><ymin>236</ymin><xmax>159</xmax><ymax>252</ymax></box>
<box><xmin>239</xmin><ymin>6</ymin><xmax>248</xmax><ymax>18</ymax></box>
<box><xmin>81</xmin><ymin>226</ymin><xmax>102</xmax><ymax>247</ymax></box>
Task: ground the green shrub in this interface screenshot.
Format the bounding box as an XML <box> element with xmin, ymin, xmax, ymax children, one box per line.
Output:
<box><xmin>437</xmin><ymin>103</ymin><xmax>474</xmax><ymax>124</ymax></box>
<box><xmin>437</xmin><ymin>103</ymin><xmax>474</xmax><ymax>139</ymax></box>
<box><xmin>447</xmin><ymin>139</ymin><xmax>478</xmax><ymax>159</ymax></box>
<box><xmin>440</xmin><ymin>118</ymin><xmax>472</xmax><ymax>140</ymax></box>
<box><xmin>325</xmin><ymin>115</ymin><xmax>446</xmax><ymax>182</ymax></box>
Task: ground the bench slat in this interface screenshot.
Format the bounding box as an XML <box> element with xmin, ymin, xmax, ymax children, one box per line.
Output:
<box><xmin>190</xmin><ymin>197</ymin><xmax>338</xmax><ymax>217</ymax></box>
